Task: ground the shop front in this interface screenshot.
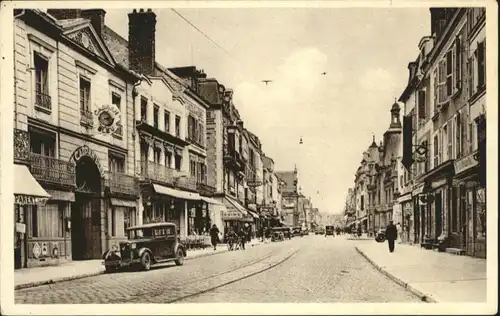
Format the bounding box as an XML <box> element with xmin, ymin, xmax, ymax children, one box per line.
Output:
<box><xmin>141</xmin><ymin>183</ymin><xmax>201</xmax><ymax>237</ymax></box>
<box><xmin>452</xmin><ymin>152</ymin><xmax>485</xmax><ymax>258</ymax></box>
<box><xmin>222</xmin><ymin>196</ymin><xmax>253</xmax><ymax>240</ymax></box>
<box><xmin>412</xmin><ymin>183</ymin><xmax>425</xmax><ymax>244</ymax></box>
<box><xmin>14</xmin><ymin>164</ymin><xmax>51</xmax><ymax>269</ymax></box>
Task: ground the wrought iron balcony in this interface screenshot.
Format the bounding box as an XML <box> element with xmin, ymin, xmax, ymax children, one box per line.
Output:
<box><xmin>174</xmin><ymin>173</ymin><xmax>197</xmax><ymax>191</ymax></box>
<box><xmin>34</xmin><ymin>91</ymin><xmax>52</xmax><ymax>113</ymax></box>
<box><xmin>139</xmin><ymin>160</ymin><xmax>176</xmax><ymax>185</ymax></box>
<box><xmin>197</xmin><ymin>182</ymin><xmax>216</xmax><ymax>196</ymax></box>
<box><xmin>29</xmin><ymin>152</ymin><xmax>76</xmax><ymax>187</ymax></box>
<box><xmin>105</xmin><ymin>171</ymin><xmax>138</xmax><ymax>197</ymax></box>
<box><xmin>80</xmin><ymin>109</ymin><xmax>94</xmax><ymax>128</ymax></box>
<box><xmin>223</xmin><ymin>144</ymin><xmax>244</xmax><ymax>170</ymax></box>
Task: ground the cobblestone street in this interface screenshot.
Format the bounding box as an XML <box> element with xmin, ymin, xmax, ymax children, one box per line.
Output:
<box><xmin>15</xmin><ymin>236</ymin><xmax>421</xmax><ymax>304</ymax></box>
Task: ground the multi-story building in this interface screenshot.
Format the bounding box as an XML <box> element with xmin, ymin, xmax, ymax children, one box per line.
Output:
<box><xmin>13</xmin><ymin>9</ymin><xmax>140</xmax><ymax>268</ymax></box>
<box><xmin>244</xmin><ymin>129</ymin><xmax>264</xmax><ymax>237</ymax></box>
<box><xmin>371</xmin><ymin>103</ymin><xmax>402</xmax><ymax>233</ymax></box>
<box><xmin>399</xmin><ymin>8</ymin><xmax>486</xmax><ymax>258</ymax></box>
<box><xmin>276</xmin><ymin>167</ymin><xmax>300</xmax><ymax>227</ymax></box>
<box><xmin>262</xmin><ymin>154</ymin><xmax>283</xmax><ymax>227</ymax></box>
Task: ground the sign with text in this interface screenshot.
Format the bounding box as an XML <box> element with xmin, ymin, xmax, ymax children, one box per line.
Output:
<box><xmin>246</xmin><ymin>180</ymin><xmax>263</xmax><ymax>187</ymax></box>
<box><xmin>222</xmin><ymin>210</ymin><xmax>243</xmax><ymax>220</ymax></box>
<box><xmin>454</xmin><ymin>154</ymin><xmax>478</xmax><ymax>175</ymax></box>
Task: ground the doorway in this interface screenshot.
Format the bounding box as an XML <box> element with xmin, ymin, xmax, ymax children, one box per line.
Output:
<box><xmin>435</xmin><ymin>192</ymin><xmax>442</xmax><ymax>238</ymax></box>
<box><xmin>72</xmin><ymin>156</ymin><xmax>102</xmax><ymax>260</ymax></box>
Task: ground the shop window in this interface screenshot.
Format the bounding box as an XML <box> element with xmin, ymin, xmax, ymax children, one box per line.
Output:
<box><xmin>111</xmin><ymin>209</ymin><xmax>116</xmax><ymax>236</ymax></box>
<box><xmin>476</xmin><ymin>188</ymin><xmax>486</xmax><ymax>239</ymax></box>
<box><xmin>124</xmin><ymin>208</ymin><xmax>131</xmax><ymax>236</ymax></box>
<box><xmin>32</xmin><ymin>207</ymin><xmax>38</xmax><ymax>237</ymax></box>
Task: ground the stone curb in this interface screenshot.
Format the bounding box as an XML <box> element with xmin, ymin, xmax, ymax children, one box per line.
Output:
<box><xmin>355</xmin><ymin>246</ymin><xmax>438</xmax><ymax>303</ymax></box>
<box><xmin>15</xmin><ymin>242</ymin><xmax>263</xmax><ymax>290</ymax></box>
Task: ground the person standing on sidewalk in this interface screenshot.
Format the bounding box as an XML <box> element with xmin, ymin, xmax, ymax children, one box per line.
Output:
<box><xmin>210</xmin><ymin>224</ymin><xmax>220</xmax><ymax>251</ymax></box>
<box><xmin>238</xmin><ymin>229</ymin><xmax>247</xmax><ymax>250</ymax></box>
<box><xmin>385</xmin><ymin>220</ymin><xmax>398</xmax><ymax>253</ymax></box>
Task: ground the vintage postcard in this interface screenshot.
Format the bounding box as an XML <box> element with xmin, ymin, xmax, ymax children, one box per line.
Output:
<box><xmin>0</xmin><ymin>0</ymin><xmax>497</xmax><ymax>315</ymax></box>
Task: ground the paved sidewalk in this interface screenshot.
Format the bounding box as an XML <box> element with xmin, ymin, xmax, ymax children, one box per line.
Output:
<box><xmin>355</xmin><ymin>241</ymin><xmax>487</xmax><ymax>302</ymax></box>
<box><xmin>15</xmin><ymin>239</ymin><xmax>262</xmax><ymax>290</ymax></box>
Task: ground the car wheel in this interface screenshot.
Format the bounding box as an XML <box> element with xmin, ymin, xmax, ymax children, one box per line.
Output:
<box><xmin>174</xmin><ymin>249</ymin><xmax>185</xmax><ymax>266</ymax></box>
<box><xmin>140</xmin><ymin>252</ymin><xmax>151</xmax><ymax>271</ymax></box>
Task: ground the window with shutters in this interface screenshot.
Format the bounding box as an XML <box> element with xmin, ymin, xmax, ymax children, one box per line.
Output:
<box><xmin>454</xmin><ymin>36</ymin><xmax>462</xmax><ymax>93</ymax></box>
<box><xmin>446</xmin><ymin>50</ymin><xmax>453</xmax><ymax>96</ymax></box>
<box><xmin>455</xmin><ymin>113</ymin><xmax>461</xmax><ymax>159</ymax></box>
<box><xmin>417</xmin><ymin>90</ymin><xmax>426</xmax><ymax>121</ymax></box>
<box><xmin>437</xmin><ymin>59</ymin><xmax>447</xmax><ymax>105</ymax></box>
<box><xmin>477</xmin><ymin>40</ymin><xmax>486</xmax><ymax>89</ymax></box>
<box><xmin>433</xmin><ymin>135</ymin><xmax>439</xmax><ymax>168</ymax></box>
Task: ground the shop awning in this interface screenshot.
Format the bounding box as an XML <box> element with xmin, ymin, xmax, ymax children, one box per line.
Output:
<box><xmin>222</xmin><ymin>196</ymin><xmax>253</xmax><ymax>222</ymax></box>
<box><xmin>200</xmin><ymin>196</ymin><xmax>223</xmax><ymax>205</ymax></box>
<box><xmin>14</xmin><ymin>165</ymin><xmax>50</xmax><ymax>205</ymax></box>
<box><xmin>247</xmin><ymin>209</ymin><xmax>259</xmax><ymax>219</ymax></box>
<box><xmin>110</xmin><ymin>198</ymin><xmax>136</xmax><ymax>208</ymax></box>
<box><xmin>152</xmin><ymin>184</ymin><xmax>201</xmax><ymax>201</ymax></box>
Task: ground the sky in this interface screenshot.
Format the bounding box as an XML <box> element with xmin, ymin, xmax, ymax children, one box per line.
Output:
<box><xmin>104</xmin><ymin>7</ymin><xmax>430</xmax><ymax>215</ymax></box>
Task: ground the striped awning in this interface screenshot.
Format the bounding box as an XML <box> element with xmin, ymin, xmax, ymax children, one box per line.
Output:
<box><xmin>222</xmin><ymin>196</ymin><xmax>253</xmax><ymax>222</ymax></box>
<box><xmin>14</xmin><ymin>165</ymin><xmax>50</xmax><ymax>205</ymax></box>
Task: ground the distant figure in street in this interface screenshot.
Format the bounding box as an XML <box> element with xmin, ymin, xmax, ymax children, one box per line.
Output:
<box><xmin>356</xmin><ymin>225</ymin><xmax>362</xmax><ymax>238</ymax></box>
<box><xmin>238</xmin><ymin>229</ymin><xmax>247</xmax><ymax>250</ymax></box>
<box><xmin>210</xmin><ymin>224</ymin><xmax>220</xmax><ymax>251</ymax></box>
<box><xmin>385</xmin><ymin>220</ymin><xmax>398</xmax><ymax>253</ymax></box>
<box><xmin>396</xmin><ymin>222</ymin><xmax>402</xmax><ymax>243</ymax></box>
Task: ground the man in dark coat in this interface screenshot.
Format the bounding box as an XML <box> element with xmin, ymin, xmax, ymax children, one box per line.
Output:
<box><xmin>210</xmin><ymin>224</ymin><xmax>220</xmax><ymax>251</ymax></box>
<box><xmin>385</xmin><ymin>220</ymin><xmax>398</xmax><ymax>253</ymax></box>
<box><xmin>238</xmin><ymin>229</ymin><xmax>247</xmax><ymax>250</ymax></box>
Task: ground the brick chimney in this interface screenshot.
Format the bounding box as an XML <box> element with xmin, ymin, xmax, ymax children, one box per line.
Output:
<box><xmin>47</xmin><ymin>9</ymin><xmax>82</xmax><ymax>20</ymax></box>
<box><xmin>128</xmin><ymin>9</ymin><xmax>157</xmax><ymax>75</ymax></box>
<box><xmin>81</xmin><ymin>9</ymin><xmax>106</xmax><ymax>39</ymax></box>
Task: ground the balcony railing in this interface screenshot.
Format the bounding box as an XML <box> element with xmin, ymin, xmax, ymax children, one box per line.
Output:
<box><xmin>223</xmin><ymin>145</ymin><xmax>244</xmax><ymax>168</ymax></box>
<box><xmin>174</xmin><ymin>174</ymin><xmax>197</xmax><ymax>191</ymax></box>
<box><xmin>80</xmin><ymin>109</ymin><xmax>94</xmax><ymax>128</ymax></box>
<box><xmin>35</xmin><ymin>91</ymin><xmax>52</xmax><ymax>113</ymax></box>
<box><xmin>105</xmin><ymin>171</ymin><xmax>138</xmax><ymax>196</ymax></box>
<box><xmin>196</xmin><ymin>182</ymin><xmax>216</xmax><ymax>196</ymax></box>
<box><xmin>139</xmin><ymin>160</ymin><xmax>175</xmax><ymax>185</ymax></box>
<box><xmin>30</xmin><ymin>153</ymin><xmax>76</xmax><ymax>187</ymax></box>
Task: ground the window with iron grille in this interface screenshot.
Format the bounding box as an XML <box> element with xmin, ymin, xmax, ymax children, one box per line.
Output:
<box><xmin>34</xmin><ymin>52</ymin><xmax>50</xmax><ymax>111</ymax></box>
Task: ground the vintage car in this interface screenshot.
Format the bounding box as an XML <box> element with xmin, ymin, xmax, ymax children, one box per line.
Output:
<box><xmin>102</xmin><ymin>222</ymin><xmax>187</xmax><ymax>272</ymax></box>
<box><xmin>292</xmin><ymin>227</ymin><xmax>303</xmax><ymax>237</ymax></box>
<box><xmin>325</xmin><ymin>225</ymin><xmax>335</xmax><ymax>236</ymax></box>
<box><xmin>315</xmin><ymin>227</ymin><xmax>325</xmax><ymax>235</ymax></box>
<box><xmin>271</xmin><ymin>228</ymin><xmax>285</xmax><ymax>242</ymax></box>
<box><xmin>280</xmin><ymin>227</ymin><xmax>293</xmax><ymax>239</ymax></box>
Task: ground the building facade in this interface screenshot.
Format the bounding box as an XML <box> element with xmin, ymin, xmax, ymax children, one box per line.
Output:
<box><xmin>399</xmin><ymin>8</ymin><xmax>486</xmax><ymax>258</ymax></box>
<box><xmin>276</xmin><ymin>168</ymin><xmax>300</xmax><ymax>227</ymax></box>
<box><xmin>13</xmin><ymin>9</ymin><xmax>140</xmax><ymax>268</ymax></box>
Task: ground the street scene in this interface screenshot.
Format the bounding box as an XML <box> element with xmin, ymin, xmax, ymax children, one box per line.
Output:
<box><xmin>2</xmin><ymin>3</ymin><xmax>492</xmax><ymax>311</ymax></box>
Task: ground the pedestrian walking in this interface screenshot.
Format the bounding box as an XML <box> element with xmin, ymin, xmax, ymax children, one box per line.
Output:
<box><xmin>385</xmin><ymin>220</ymin><xmax>398</xmax><ymax>253</ymax></box>
<box><xmin>238</xmin><ymin>229</ymin><xmax>247</xmax><ymax>250</ymax></box>
<box><xmin>356</xmin><ymin>225</ymin><xmax>362</xmax><ymax>238</ymax></box>
<box><xmin>210</xmin><ymin>224</ymin><xmax>220</xmax><ymax>251</ymax></box>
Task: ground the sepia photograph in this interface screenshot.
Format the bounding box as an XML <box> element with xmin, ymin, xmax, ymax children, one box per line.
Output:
<box><xmin>0</xmin><ymin>0</ymin><xmax>497</xmax><ymax>315</ymax></box>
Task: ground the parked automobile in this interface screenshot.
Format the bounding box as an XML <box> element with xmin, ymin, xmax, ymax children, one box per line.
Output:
<box><xmin>301</xmin><ymin>228</ymin><xmax>310</xmax><ymax>236</ymax></box>
<box><xmin>102</xmin><ymin>222</ymin><xmax>187</xmax><ymax>273</ymax></box>
<box><xmin>375</xmin><ymin>228</ymin><xmax>386</xmax><ymax>243</ymax></box>
<box><xmin>325</xmin><ymin>226</ymin><xmax>335</xmax><ymax>236</ymax></box>
<box><xmin>292</xmin><ymin>227</ymin><xmax>303</xmax><ymax>237</ymax></box>
<box><xmin>276</xmin><ymin>227</ymin><xmax>292</xmax><ymax>239</ymax></box>
<box><xmin>271</xmin><ymin>228</ymin><xmax>285</xmax><ymax>242</ymax></box>
<box><xmin>315</xmin><ymin>227</ymin><xmax>325</xmax><ymax>235</ymax></box>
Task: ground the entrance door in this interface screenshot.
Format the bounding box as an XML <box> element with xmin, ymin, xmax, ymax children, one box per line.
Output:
<box><xmin>72</xmin><ymin>155</ymin><xmax>102</xmax><ymax>260</ymax></box>
<box><xmin>435</xmin><ymin>192</ymin><xmax>442</xmax><ymax>238</ymax></box>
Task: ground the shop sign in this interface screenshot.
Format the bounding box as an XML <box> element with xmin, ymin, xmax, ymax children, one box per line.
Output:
<box><xmin>454</xmin><ymin>154</ymin><xmax>479</xmax><ymax>175</ymax></box>
<box><xmin>69</xmin><ymin>145</ymin><xmax>104</xmax><ymax>176</ymax></box>
<box><xmin>222</xmin><ymin>210</ymin><xmax>243</xmax><ymax>220</ymax></box>
<box><xmin>246</xmin><ymin>180</ymin><xmax>263</xmax><ymax>187</ymax></box>
<box><xmin>94</xmin><ymin>104</ymin><xmax>121</xmax><ymax>134</ymax></box>
<box><xmin>15</xmin><ymin>195</ymin><xmax>48</xmax><ymax>206</ymax></box>
<box><xmin>431</xmin><ymin>178</ymin><xmax>447</xmax><ymax>189</ymax></box>
<box><xmin>398</xmin><ymin>193</ymin><xmax>412</xmax><ymax>203</ymax></box>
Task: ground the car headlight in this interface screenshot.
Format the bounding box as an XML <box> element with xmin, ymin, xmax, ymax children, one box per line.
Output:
<box><xmin>131</xmin><ymin>243</ymin><xmax>137</xmax><ymax>249</ymax></box>
<box><xmin>111</xmin><ymin>245</ymin><xmax>118</xmax><ymax>252</ymax></box>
